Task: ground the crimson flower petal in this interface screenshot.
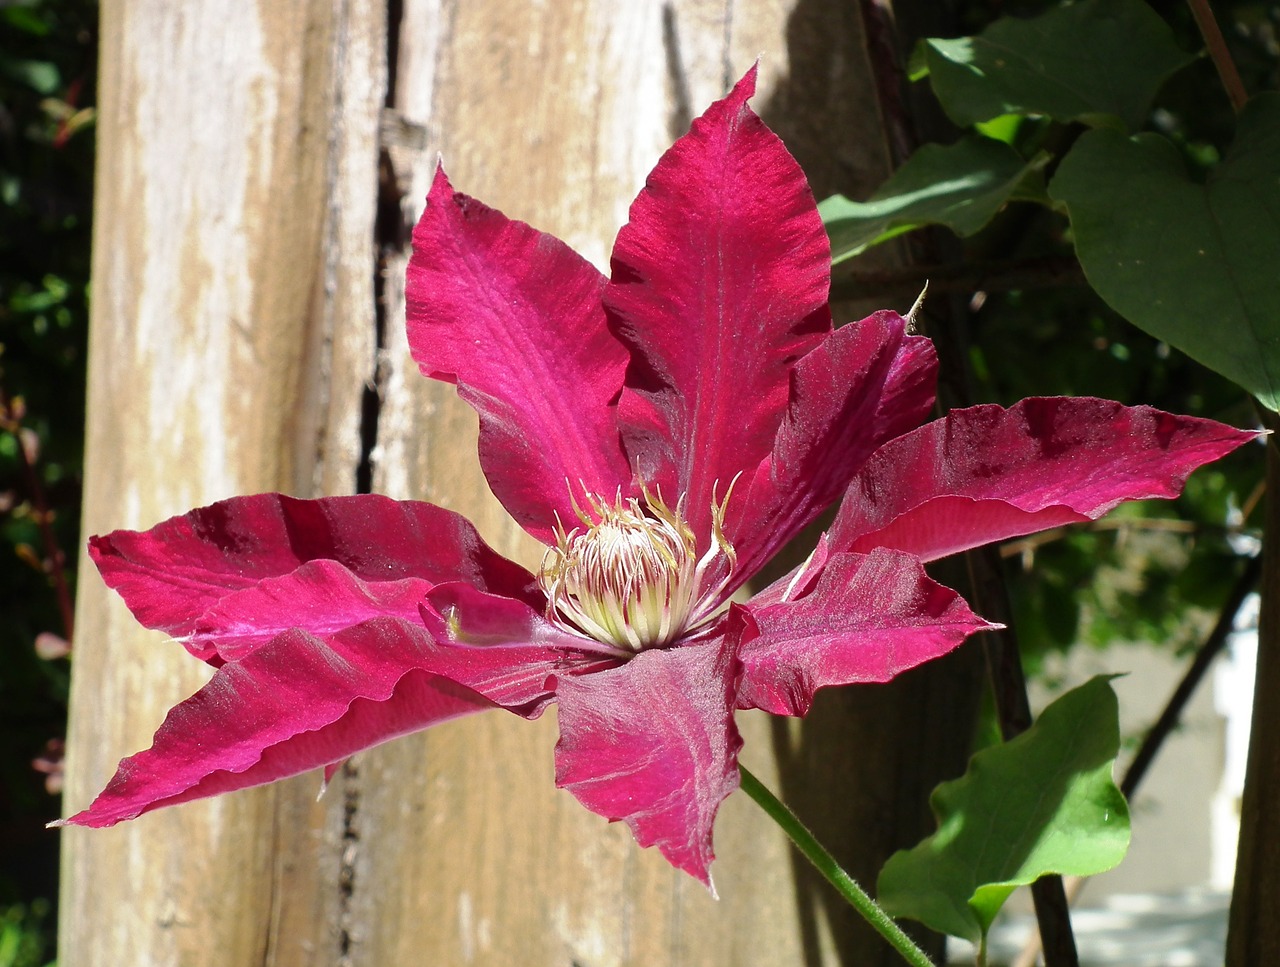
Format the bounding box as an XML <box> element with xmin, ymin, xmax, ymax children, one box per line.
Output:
<box><xmin>56</xmin><ymin>618</ymin><xmax>490</xmax><ymax>828</ymax></box>
<box><xmin>730</xmin><ymin>312</ymin><xmax>937</xmax><ymax>583</ymax></box>
<box><xmin>552</xmin><ymin>633</ymin><xmax>743</xmax><ymax>889</ymax></box>
<box><xmin>407</xmin><ymin>167</ymin><xmax>633</xmax><ymax>541</ymax></box>
<box><xmin>422</xmin><ymin>581</ymin><xmax>595</xmax><ymax>651</ymax></box>
<box><xmin>190</xmin><ymin>560</ymin><xmax>431</xmax><ymax>662</ymax></box>
<box><xmin>829</xmin><ymin>398</ymin><xmax>1260</xmax><ymax>562</ymax></box>
<box><xmin>606</xmin><ymin>65</ymin><xmax>832</xmax><ymax>542</ymax></box>
<box><xmin>418</xmin><ymin>583</ymin><xmax>607</xmax><ymax>716</ymax></box>
<box><xmin>736</xmin><ymin>550</ymin><xmax>996</xmax><ymax>717</ymax></box>
<box><xmin>90</xmin><ymin>493</ymin><xmax>537</xmax><ymax>661</ymax></box>
<box><xmin>872</xmin><ymin>328</ymin><xmax>940</xmax><ymax>443</ymax></box>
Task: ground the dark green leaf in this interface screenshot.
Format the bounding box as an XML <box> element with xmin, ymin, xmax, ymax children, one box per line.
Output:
<box><xmin>0</xmin><ymin>6</ymin><xmax>51</xmax><ymax>37</ymax></box>
<box><xmin>922</xmin><ymin>0</ymin><xmax>1195</xmax><ymax>130</ymax></box>
<box><xmin>1050</xmin><ymin>93</ymin><xmax>1280</xmax><ymax>411</ymax></box>
<box><xmin>819</xmin><ymin>137</ymin><xmax>1046</xmax><ymax>262</ymax></box>
<box><xmin>877</xmin><ymin>677</ymin><xmax>1130</xmax><ymax>943</ymax></box>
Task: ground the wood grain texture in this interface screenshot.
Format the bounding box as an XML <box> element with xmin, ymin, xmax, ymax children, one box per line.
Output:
<box><xmin>61</xmin><ymin>1</ymin><xmax>381</xmax><ymax>964</ymax></box>
<box><xmin>1225</xmin><ymin>418</ymin><xmax>1280</xmax><ymax>965</ymax></box>
<box><xmin>63</xmin><ymin>1</ymin><xmax>965</xmax><ymax>964</ymax></box>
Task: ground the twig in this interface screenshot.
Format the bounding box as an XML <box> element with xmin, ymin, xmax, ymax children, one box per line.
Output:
<box><xmin>998</xmin><ymin>515</ymin><xmax>1238</xmax><ymax>561</ymax></box>
<box><xmin>858</xmin><ymin>0</ymin><xmax>916</xmax><ymax>169</ymax></box>
<box><xmin>1187</xmin><ymin>0</ymin><xmax>1249</xmax><ymax>113</ymax></box>
<box><xmin>830</xmin><ymin>256</ymin><xmax>1086</xmax><ymax>302</ymax></box>
<box><xmin>1121</xmin><ymin>552</ymin><xmax>1262</xmax><ymax>797</ymax></box>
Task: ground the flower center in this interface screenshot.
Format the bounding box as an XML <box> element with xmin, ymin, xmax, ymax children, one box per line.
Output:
<box><xmin>539</xmin><ymin>486</ymin><xmax>736</xmax><ymax>652</ymax></box>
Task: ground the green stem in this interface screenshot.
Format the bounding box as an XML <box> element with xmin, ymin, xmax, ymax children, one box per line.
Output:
<box><xmin>1186</xmin><ymin>0</ymin><xmax>1248</xmax><ymax>113</ymax></box>
<box><xmin>738</xmin><ymin>765</ymin><xmax>936</xmax><ymax>967</ymax></box>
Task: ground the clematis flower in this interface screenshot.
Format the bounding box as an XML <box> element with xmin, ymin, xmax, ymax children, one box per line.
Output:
<box><xmin>59</xmin><ymin>67</ymin><xmax>1257</xmax><ymax>889</ymax></box>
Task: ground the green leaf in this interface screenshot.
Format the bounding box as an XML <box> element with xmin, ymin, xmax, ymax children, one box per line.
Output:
<box><xmin>974</xmin><ymin>113</ymin><xmax>1024</xmax><ymax>144</ymax></box>
<box><xmin>819</xmin><ymin>137</ymin><xmax>1046</xmax><ymax>263</ymax></box>
<box><xmin>1049</xmin><ymin>93</ymin><xmax>1280</xmax><ymax>411</ymax></box>
<box><xmin>0</xmin><ymin>5</ymin><xmax>50</xmax><ymax>37</ymax></box>
<box><xmin>922</xmin><ymin>0</ymin><xmax>1195</xmax><ymax>130</ymax></box>
<box><xmin>877</xmin><ymin>677</ymin><xmax>1130</xmax><ymax>943</ymax></box>
<box><xmin>0</xmin><ymin>56</ymin><xmax>60</xmax><ymax>95</ymax></box>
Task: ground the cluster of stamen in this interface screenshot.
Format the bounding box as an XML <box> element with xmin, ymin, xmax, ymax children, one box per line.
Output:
<box><xmin>539</xmin><ymin>485</ymin><xmax>737</xmax><ymax>652</ymax></box>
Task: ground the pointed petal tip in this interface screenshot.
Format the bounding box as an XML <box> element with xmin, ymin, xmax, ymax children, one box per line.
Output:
<box><xmin>703</xmin><ymin>869</ymin><xmax>720</xmax><ymax>899</ymax></box>
<box><xmin>833</xmin><ymin>400</ymin><xmax>1264</xmax><ymax>561</ymax></box>
<box><xmin>734</xmin><ymin>61</ymin><xmax>759</xmax><ymax>100</ymax></box>
<box><xmin>553</xmin><ymin>644</ymin><xmax>739</xmax><ymax>893</ymax></box>
<box><xmin>47</xmin><ymin>807</ymin><xmax>123</xmax><ymax>829</ymax></box>
<box><xmin>428</xmin><ymin>162</ymin><xmax>453</xmax><ymax>201</ymax></box>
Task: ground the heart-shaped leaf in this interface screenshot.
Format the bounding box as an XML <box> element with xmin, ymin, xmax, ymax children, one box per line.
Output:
<box><xmin>819</xmin><ymin>137</ymin><xmax>1046</xmax><ymax>263</ymax></box>
<box><xmin>877</xmin><ymin>676</ymin><xmax>1130</xmax><ymax>943</ymax></box>
<box><xmin>1050</xmin><ymin>93</ymin><xmax>1280</xmax><ymax>411</ymax></box>
<box><xmin>922</xmin><ymin>0</ymin><xmax>1195</xmax><ymax>130</ymax></box>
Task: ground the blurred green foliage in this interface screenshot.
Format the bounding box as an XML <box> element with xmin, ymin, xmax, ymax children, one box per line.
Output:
<box><xmin>962</xmin><ymin>0</ymin><xmax>1272</xmax><ymax>668</ymax></box>
<box><xmin>1</xmin><ymin>0</ymin><xmax>97</xmax><ymax>959</ymax></box>
<box><xmin>832</xmin><ymin>0</ymin><xmax>1275</xmax><ymax>939</ymax></box>
<box><xmin>832</xmin><ymin>0</ymin><xmax>1274</xmax><ymax>674</ymax></box>
<box><xmin>0</xmin><ymin>901</ymin><xmax>53</xmax><ymax>967</ymax></box>
<box><xmin>974</xmin><ymin>283</ymin><xmax>1261</xmax><ymax>665</ymax></box>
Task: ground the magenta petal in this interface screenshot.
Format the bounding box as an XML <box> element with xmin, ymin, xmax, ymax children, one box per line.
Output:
<box><xmin>190</xmin><ymin>560</ymin><xmax>432</xmax><ymax>662</ymax></box>
<box><xmin>737</xmin><ymin>550</ymin><xmax>996</xmax><ymax>717</ymax></box>
<box><xmin>57</xmin><ymin>618</ymin><xmax>490</xmax><ymax>828</ymax></box>
<box><xmin>606</xmin><ymin>66</ymin><xmax>832</xmax><ymax>541</ymax></box>
<box><xmin>873</xmin><ymin>329</ymin><xmax>939</xmax><ymax>443</ymax></box>
<box><xmin>730</xmin><ymin>312</ymin><xmax>936</xmax><ymax>583</ymax></box>
<box><xmin>829</xmin><ymin>398</ymin><xmax>1260</xmax><ymax>563</ymax></box>
<box><xmin>422</xmin><ymin>582</ymin><xmax>592</xmax><ymax>651</ymax></box>
<box><xmin>418</xmin><ymin>583</ymin><xmax>604</xmax><ymax>715</ymax></box>
<box><xmin>553</xmin><ymin>637</ymin><xmax>743</xmax><ymax>888</ymax></box>
<box><xmin>406</xmin><ymin>167</ymin><xmax>633</xmax><ymax>541</ymax></box>
<box><xmin>90</xmin><ymin>493</ymin><xmax>537</xmax><ymax>660</ymax></box>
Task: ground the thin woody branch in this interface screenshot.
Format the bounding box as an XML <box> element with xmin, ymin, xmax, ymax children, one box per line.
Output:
<box><xmin>831</xmin><ymin>255</ymin><xmax>1086</xmax><ymax>302</ymax></box>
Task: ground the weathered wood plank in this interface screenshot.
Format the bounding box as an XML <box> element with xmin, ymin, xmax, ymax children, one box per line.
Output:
<box><xmin>61</xmin><ymin>1</ymin><xmax>382</xmax><ymax>963</ymax></box>
<box><xmin>1226</xmin><ymin>418</ymin><xmax>1280</xmax><ymax>965</ymax></box>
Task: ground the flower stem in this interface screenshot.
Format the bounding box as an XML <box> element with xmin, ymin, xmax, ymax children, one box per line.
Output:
<box><xmin>737</xmin><ymin>765</ymin><xmax>936</xmax><ymax>967</ymax></box>
<box><xmin>1186</xmin><ymin>0</ymin><xmax>1248</xmax><ymax>113</ymax></box>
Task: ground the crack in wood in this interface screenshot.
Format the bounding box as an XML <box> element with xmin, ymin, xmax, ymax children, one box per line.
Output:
<box><xmin>660</xmin><ymin>3</ymin><xmax>693</xmax><ymax>140</ymax></box>
<box><xmin>337</xmin><ymin>759</ymin><xmax>363</xmax><ymax>965</ymax></box>
<box><xmin>340</xmin><ymin>4</ymin><xmax>407</xmax><ymax>963</ymax></box>
<box><xmin>356</xmin><ymin>0</ymin><xmax>407</xmax><ymax>497</ymax></box>
<box><xmin>721</xmin><ymin>0</ymin><xmax>734</xmax><ymax>94</ymax></box>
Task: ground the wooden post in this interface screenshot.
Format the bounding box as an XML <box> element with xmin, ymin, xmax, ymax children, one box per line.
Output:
<box><xmin>63</xmin><ymin>2</ymin><xmax>967</xmax><ymax>963</ymax></box>
<box><xmin>62</xmin><ymin>2</ymin><xmax>383</xmax><ymax>963</ymax></box>
<box><xmin>1226</xmin><ymin>413</ymin><xmax>1280</xmax><ymax>965</ymax></box>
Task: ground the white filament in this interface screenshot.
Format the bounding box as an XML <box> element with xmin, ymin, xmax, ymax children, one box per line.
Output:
<box><xmin>539</xmin><ymin>484</ymin><xmax>737</xmax><ymax>651</ymax></box>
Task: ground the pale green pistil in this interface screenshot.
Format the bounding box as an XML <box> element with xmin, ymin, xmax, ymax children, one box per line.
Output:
<box><xmin>539</xmin><ymin>487</ymin><xmax>736</xmax><ymax>652</ymax></box>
